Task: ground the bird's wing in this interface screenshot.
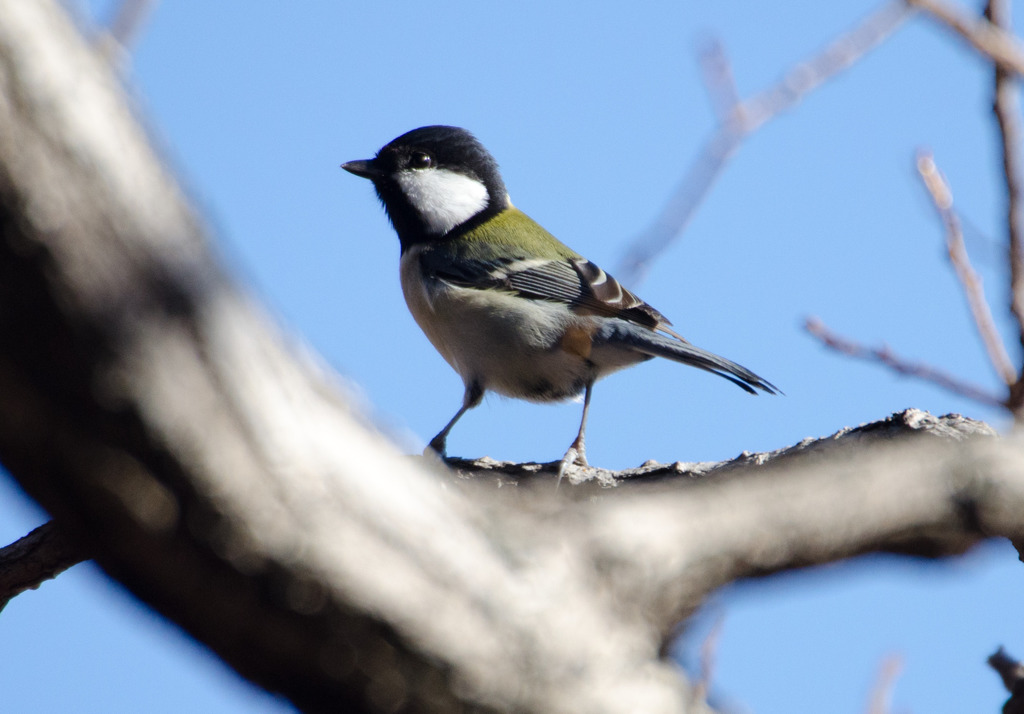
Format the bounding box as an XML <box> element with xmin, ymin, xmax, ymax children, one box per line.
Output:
<box><xmin>418</xmin><ymin>246</ymin><xmax>683</xmax><ymax>337</ymax></box>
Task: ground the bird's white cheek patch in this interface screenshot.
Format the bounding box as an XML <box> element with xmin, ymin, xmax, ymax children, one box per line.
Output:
<box><xmin>396</xmin><ymin>168</ymin><xmax>489</xmax><ymax>235</ymax></box>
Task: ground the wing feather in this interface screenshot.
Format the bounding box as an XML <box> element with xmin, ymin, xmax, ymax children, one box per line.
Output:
<box><xmin>418</xmin><ymin>245</ymin><xmax>684</xmax><ymax>338</ymax></box>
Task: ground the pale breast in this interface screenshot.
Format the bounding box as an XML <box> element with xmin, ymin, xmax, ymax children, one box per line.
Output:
<box><xmin>398</xmin><ymin>245</ymin><xmax>596</xmax><ymax>401</ymax></box>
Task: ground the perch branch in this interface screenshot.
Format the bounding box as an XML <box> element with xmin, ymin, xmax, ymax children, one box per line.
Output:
<box><xmin>563</xmin><ymin>413</ymin><xmax>1020</xmax><ymax>633</ymax></box>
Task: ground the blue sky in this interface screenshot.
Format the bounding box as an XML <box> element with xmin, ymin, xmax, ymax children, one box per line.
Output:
<box><xmin>2</xmin><ymin>1</ymin><xmax>1023</xmax><ymax>711</ymax></box>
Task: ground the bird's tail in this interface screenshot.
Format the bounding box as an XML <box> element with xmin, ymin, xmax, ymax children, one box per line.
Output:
<box><xmin>596</xmin><ymin>322</ymin><xmax>779</xmax><ymax>395</ymax></box>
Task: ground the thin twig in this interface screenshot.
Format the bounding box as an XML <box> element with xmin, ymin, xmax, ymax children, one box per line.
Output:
<box><xmin>908</xmin><ymin>0</ymin><xmax>1024</xmax><ymax>75</ymax></box>
<box><xmin>864</xmin><ymin>654</ymin><xmax>904</xmax><ymax>714</ymax></box>
<box><xmin>990</xmin><ymin>647</ymin><xmax>1024</xmax><ymax>693</ymax></box>
<box><xmin>916</xmin><ymin>150</ymin><xmax>1018</xmax><ymax>387</ymax></box>
<box><xmin>109</xmin><ymin>0</ymin><xmax>157</xmax><ymax>49</ymax></box>
<box><xmin>697</xmin><ymin>39</ymin><xmax>741</xmax><ymax>123</ymax></box>
<box><xmin>984</xmin><ymin>0</ymin><xmax>1024</xmax><ymax>415</ymax></box>
<box><xmin>96</xmin><ymin>0</ymin><xmax>158</xmax><ymax>66</ymax></box>
<box><xmin>804</xmin><ymin>316</ymin><xmax>1006</xmax><ymax>407</ymax></box>
<box><xmin>738</xmin><ymin>1</ymin><xmax>910</xmax><ymax>135</ymax></box>
<box><xmin>989</xmin><ymin>647</ymin><xmax>1024</xmax><ymax>714</ymax></box>
<box><xmin>0</xmin><ymin>522</ymin><xmax>87</xmax><ymax>611</ymax></box>
<box><xmin>690</xmin><ymin>613</ymin><xmax>725</xmax><ymax>706</ymax></box>
<box><xmin>618</xmin><ymin>1</ymin><xmax>911</xmax><ymax>285</ymax></box>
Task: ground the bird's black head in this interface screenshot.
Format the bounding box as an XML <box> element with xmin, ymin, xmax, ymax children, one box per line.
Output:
<box><xmin>342</xmin><ymin>126</ymin><xmax>510</xmax><ymax>248</ymax></box>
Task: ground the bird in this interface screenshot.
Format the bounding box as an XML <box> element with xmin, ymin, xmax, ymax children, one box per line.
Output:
<box><xmin>342</xmin><ymin>125</ymin><xmax>777</xmax><ymax>473</ymax></box>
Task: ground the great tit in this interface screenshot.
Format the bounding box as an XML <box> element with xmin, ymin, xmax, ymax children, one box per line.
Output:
<box><xmin>342</xmin><ymin>125</ymin><xmax>777</xmax><ymax>471</ymax></box>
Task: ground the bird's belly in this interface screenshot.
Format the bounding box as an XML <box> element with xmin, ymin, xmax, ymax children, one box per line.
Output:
<box><xmin>401</xmin><ymin>257</ymin><xmax>594</xmax><ymax>402</ymax></box>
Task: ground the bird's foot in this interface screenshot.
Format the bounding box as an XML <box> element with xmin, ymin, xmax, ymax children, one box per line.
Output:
<box><xmin>424</xmin><ymin>436</ymin><xmax>447</xmax><ymax>459</ymax></box>
<box><xmin>556</xmin><ymin>444</ymin><xmax>589</xmax><ymax>487</ymax></box>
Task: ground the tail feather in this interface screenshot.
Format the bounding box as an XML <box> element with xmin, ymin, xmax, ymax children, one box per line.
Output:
<box><xmin>597</xmin><ymin>322</ymin><xmax>779</xmax><ymax>395</ymax></box>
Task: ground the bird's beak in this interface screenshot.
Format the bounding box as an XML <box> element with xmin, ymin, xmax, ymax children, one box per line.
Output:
<box><xmin>341</xmin><ymin>159</ymin><xmax>383</xmax><ymax>180</ymax></box>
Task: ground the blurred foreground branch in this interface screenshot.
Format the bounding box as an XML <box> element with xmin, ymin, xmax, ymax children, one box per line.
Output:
<box><xmin>2</xmin><ymin>3</ymin><xmax>1024</xmax><ymax>714</ymax></box>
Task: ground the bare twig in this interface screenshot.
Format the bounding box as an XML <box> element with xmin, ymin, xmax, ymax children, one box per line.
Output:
<box><xmin>0</xmin><ymin>522</ymin><xmax>87</xmax><ymax>610</ymax></box>
<box><xmin>697</xmin><ymin>39</ymin><xmax>741</xmax><ymax>123</ymax></box>
<box><xmin>908</xmin><ymin>0</ymin><xmax>1024</xmax><ymax>75</ymax></box>
<box><xmin>618</xmin><ymin>2</ymin><xmax>911</xmax><ymax>285</ymax></box>
<box><xmin>990</xmin><ymin>647</ymin><xmax>1024</xmax><ymax>693</ymax></box>
<box><xmin>690</xmin><ymin>614</ymin><xmax>725</xmax><ymax>706</ymax></box>
<box><xmin>984</xmin><ymin>0</ymin><xmax>1024</xmax><ymax>415</ymax></box>
<box><xmin>864</xmin><ymin>655</ymin><xmax>904</xmax><ymax>714</ymax></box>
<box><xmin>804</xmin><ymin>317</ymin><xmax>1006</xmax><ymax>407</ymax></box>
<box><xmin>916</xmin><ymin>151</ymin><xmax>1018</xmax><ymax>387</ymax></box>
<box><xmin>108</xmin><ymin>0</ymin><xmax>157</xmax><ymax>49</ymax></box>
<box><xmin>989</xmin><ymin>647</ymin><xmax>1024</xmax><ymax>714</ymax></box>
<box><xmin>95</xmin><ymin>0</ymin><xmax>158</xmax><ymax>66</ymax></box>
<box><xmin>736</xmin><ymin>1</ymin><xmax>910</xmax><ymax>135</ymax></box>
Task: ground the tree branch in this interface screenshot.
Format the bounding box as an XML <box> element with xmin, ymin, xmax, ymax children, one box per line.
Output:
<box><xmin>989</xmin><ymin>647</ymin><xmax>1024</xmax><ymax>714</ymax></box>
<box><xmin>864</xmin><ymin>655</ymin><xmax>903</xmax><ymax>714</ymax></box>
<box><xmin>804</xmin><ymin>317</ymin><xmax>1007</xmax><ymax>408</ymax></box>
<box><xmin>0</xmin><ymin>521</ymin><xmax>87</xmax><ymax>609</ymax></box>
<box><xmin>916</xmin><ymin>151</ymin><xmax>1018</xmax><ymax>389</ymax></box>
<box><xmin>574</xmin><ymin>422</ymin><xmax>1024</xmax><ymax>632</ymax></box>
<box><xmin>617</xmin><ymin>2</ymin><xmax>910</xmax><ymax>284</ymax></box>
<box><xmin>907</xmin><ymin>0</ymin><xmax>1024</xmax><ymax>75</ymax></box>
<box><xmin>91</xmin><ymin>0</ymin><xmax>161</xmax><ymax>72</ymax></box>
<box><xmin>446</xmin><ymin>408</ymin><xmax>995</xmax><ymax>489</ymax></box>
<box><xmin>984</xmin><ymin>0</ymin><xmax>1024</xmax><ymax>415</ymax></box>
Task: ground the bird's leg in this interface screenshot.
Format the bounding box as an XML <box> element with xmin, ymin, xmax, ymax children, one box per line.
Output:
<box><xmin>558</xmin><ymin>381</ymin><xmax>593</xmax><ymax>483</ymax></box>
<box><xmin>426</xmin><ymin>381</ymin><xmax>483</xmax><ymax>457</ymax></box>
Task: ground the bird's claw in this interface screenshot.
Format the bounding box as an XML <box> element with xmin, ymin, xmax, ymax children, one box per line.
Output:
<box><xmin>556</xmin><ymin>445</ymin><xmax>589</xmax><ymax>487</ymax></box>
<box><xmin>424</xmin><ymin>438</ymin><xmax>447</xmax><ymax>459</ymax></box>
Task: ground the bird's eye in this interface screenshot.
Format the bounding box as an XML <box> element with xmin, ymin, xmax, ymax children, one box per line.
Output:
<box><xmin>410</xmin><ymin>152</ymin><xmax>432</xmax><ymax>169</ymax></box>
